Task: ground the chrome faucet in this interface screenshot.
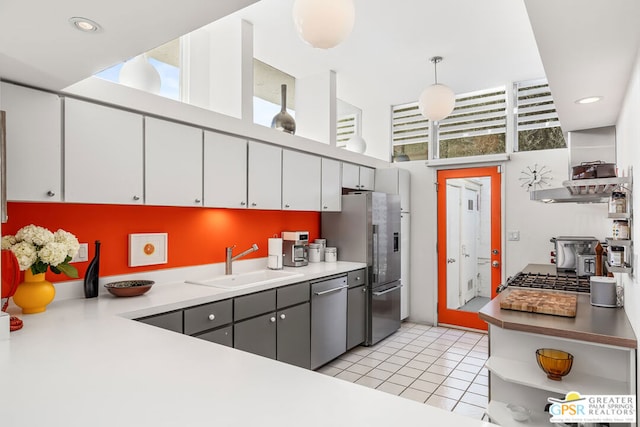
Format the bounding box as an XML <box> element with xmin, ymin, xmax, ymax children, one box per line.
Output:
<box><xmin>225</xmin><ymin>243</ymin><xmax>259</xmax><ymax>275</ymax></box>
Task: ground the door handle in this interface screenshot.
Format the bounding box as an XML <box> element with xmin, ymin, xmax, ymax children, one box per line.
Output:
<box><xmin>372</xmin><ymin>285</ymin><xmax>402</xmax><ymax>296</ymax></box>
<box><xmin>492</xmin><ymin>260</ymin><xmax>500</xmax><ymax>268</ymax></box>
<box><xmin>447</xmin><ymin>258</ymin><xmax>456</xmax><ymax>263</ymax></box>
<box><xmin>313</xmin><ymin>285</ymin><xmax>348</xmax><ymax>296</ymax></box>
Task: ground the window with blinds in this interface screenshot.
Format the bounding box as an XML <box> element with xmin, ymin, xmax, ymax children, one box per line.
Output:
<box><xmin>437</xmin><ymin>87</ymin><xmax>507</xmax><ymax>159</ymax></box>
<box><xmin>337</xmin><ymin>113</ymin><xmax>357</xmax><ymax>147</ymax></box>
<box><xmin>514</xmin><ymin>79</ymin><xmax>566</xmax><ymax>151</ymax></box>
<box><xmin>391</xmin><ymin>102</ymin><xmax>429</xmax><ymax>161</ymax></box>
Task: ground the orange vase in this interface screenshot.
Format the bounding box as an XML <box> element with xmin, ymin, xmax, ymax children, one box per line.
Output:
<box><xmin>12</xmin><ymin>269</ymin><xmax>55</xmax><ymax>314</ymax></box>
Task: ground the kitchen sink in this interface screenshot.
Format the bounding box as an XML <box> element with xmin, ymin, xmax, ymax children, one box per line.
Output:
<box><xmin>186</xmin><ymin>270</ymin><xmax>304</xmax><ymax>290</ymax></box>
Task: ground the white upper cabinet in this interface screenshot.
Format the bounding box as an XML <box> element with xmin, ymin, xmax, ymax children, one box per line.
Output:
<box><xmin>342</xmin><ymin>163</ymin><xmax>375</xmax><ymax>191</ymax></box>
<box><xmin>145</xmin><ymin>117</ymin><xmax>203</xmax><ymax>207</ymax></box>
<box><xmin>1</xmin><ymin>83</ymin><xmax>62</xmax><ymax>202</ymax></box>
<box><xmin>248</xmin><ymin>141</ymin><xmax>282</xmax><ymax>210</ymax></box>
<box><xmin>282</xmin><ymin>150</ymin><xmax>321</xmax><ymax>211</ymax></box>
<box><xmin>65</xmin><ymin>98</ymin><xmax>144</xmax><ymax>204</ymax></box>
<box><xmin>203</xmin><ymin>131</ymin><xmax>247</xmax><ymax>209</ymax></box>
<box><xmin>375</xmin><ymin>168</ymin><xmax>411</xmax><ymax>212</ymax></box>
<box><xmin>359</xmin><ymin>167</ymin><xmax>375</xmax><ymax>190</ymax></box>
<box><xmin>321</xmin><ymin>158</ymin><xmax>341</xmax><ymax>212</ymax></box>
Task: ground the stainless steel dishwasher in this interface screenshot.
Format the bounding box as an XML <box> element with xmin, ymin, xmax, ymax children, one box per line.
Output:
<box><xmin>310</xmin><ymin>274</ymin><xmax>348</xmax><ymax>370</ymax></box>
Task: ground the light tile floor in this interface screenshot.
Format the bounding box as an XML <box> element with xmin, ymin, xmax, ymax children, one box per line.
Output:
<box><xmin>317</xmin><ymin>322</ymin><xmax>489</xmax><ymax>420</ymax></box>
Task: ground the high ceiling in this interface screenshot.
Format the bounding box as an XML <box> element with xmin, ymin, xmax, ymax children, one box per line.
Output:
<box><xmin>1</xmin><ymin>0</ymin><xmax>638</xmax><ymax>134</ymax></box>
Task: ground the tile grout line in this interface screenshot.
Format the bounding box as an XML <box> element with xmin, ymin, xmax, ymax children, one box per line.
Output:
<box><xmin>320</xmin><ymin>323</ymin><xmax>489</xmax><ymax>417</ymax></box>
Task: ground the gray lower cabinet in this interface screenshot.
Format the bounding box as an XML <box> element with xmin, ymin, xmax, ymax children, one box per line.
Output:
<box><xmin>234</xmin><ymin>312</ymin><xmax>277</xmax><ymax>359</ymax></box>
<box><xmin>347</xmin><ymin>285</ymin><xmax>367</xmax><ymax>350</ymax></box>
<box><xmin>310</xmin><ymin>275</ymin><xmax>348</xmax><ymax>370</ymax></box>
<box><xmin>193</xmin><ymin>325</ymin><xmax>233</xmax><ymax>347</ymax></box>
<box><xmin>277</xmin><ymin>302</ymin><xmax>310</xmax><ymax>369</ymax></box>
<box><xmin>347</xmin><ymin>268</ymin><xmax>367</xmax><ymax>350</ymax></box>
<box><xmin>136</xmin><ymin>310</ymin><xmax>183</xmax><ymax>333</ymax></box>
<box><xmin>184</xmin><ymin>299</ymin><xmax>233</xmax><ymax>335</ymax></box>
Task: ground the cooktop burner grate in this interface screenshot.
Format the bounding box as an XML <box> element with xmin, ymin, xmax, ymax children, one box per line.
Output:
<box><xmin>503</xmin><ymin>271</ymin><xmax>591</xmax><ymax>293</ymax></box>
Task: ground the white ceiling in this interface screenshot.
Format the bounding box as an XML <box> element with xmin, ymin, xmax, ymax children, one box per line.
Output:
<box><xmin>1</xmin><ymin>0</ymin><xmax>638</xmax><ymax>133</ymax></box>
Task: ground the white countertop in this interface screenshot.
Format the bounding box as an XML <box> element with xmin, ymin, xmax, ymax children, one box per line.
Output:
<box><xmin>0</xmin><ymin>261</ymin><xmax>495</xmax><ymax>427</ymax></box>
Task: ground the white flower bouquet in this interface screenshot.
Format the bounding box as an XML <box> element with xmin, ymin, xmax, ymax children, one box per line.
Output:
<box><xmin>1</xmin><ymin>224</ymin><xmax>80</xmax><ymax>278</ymax></box>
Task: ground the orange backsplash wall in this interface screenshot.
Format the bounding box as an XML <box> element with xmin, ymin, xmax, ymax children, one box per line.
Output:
<box><xmin>4</xmin><ymin>202</ymin><xmax>320</xmax><ymax>282</ymax></box>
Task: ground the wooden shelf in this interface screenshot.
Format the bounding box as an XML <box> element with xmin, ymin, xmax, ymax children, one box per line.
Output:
<box><xmin>485</xmin><ymin>356</ymin><xmax>628</xmax><ymax>395</ymax></box>
<box><xmin>486</xmin><ymin>400</ymin><xmax>549</xmax><ymax>427</ymax></box>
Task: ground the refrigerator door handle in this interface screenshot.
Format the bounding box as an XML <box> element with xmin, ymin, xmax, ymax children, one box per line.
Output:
<box><xmin>372</xmin><ymin>224</ymin><xmax>379</xmax><ymax>285</ymax></box>
<box><xmin>372</xmin><ymin>284</ymin><xmax>403</xmax><ymax>296</ymax></box>
<box><xmin>393</xmin><ymin>232</ymin><xmax>399</xmax><ymax>252</ymax></box>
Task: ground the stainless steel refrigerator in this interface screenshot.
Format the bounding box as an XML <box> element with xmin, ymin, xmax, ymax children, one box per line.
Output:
<box><xmin>321</xmin><ymin>192</ymin><xmax>401</xmax><ymax>345</ymax></box>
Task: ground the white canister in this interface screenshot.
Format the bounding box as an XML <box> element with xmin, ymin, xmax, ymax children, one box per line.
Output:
<box><xmin>325</xmin><ymin>247</ymin><xmax>337</xmax><ymax>263</ymax></box>
<box><xmin>612</xmin><ymin>220</ymin><xmax>630</xmax><ymax>239</ymax></box>
<box><xmin>308</xmin><ymin>243</ymin><xmax>321</xmax><ymax>263</ymax></box>
<box><xmin>314</xmin><ymin>238</ymin><xmax>327</xmax><ymax>261</ymax></box>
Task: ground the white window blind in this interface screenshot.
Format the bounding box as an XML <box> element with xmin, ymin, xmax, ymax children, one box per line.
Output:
<box><xmin>337</xmin><ymin>113</ymin><xmax>357</xmax><ymax>147</ymax></box>
<box><xmin>438</xmin><ymin>87</ymin><xmax>507</xmax><ymax>141</ymax></box>
<box><xmin>515</xmin><ymin>79</ymin><xmax>561</xmax><ymax>132</ymax></box>
<box><xmin>391</xmin><ymin>102</ymin><xmax>429</xmax><ymax>146</ymax></box>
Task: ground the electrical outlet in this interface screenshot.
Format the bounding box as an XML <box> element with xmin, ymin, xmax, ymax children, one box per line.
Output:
<box><xmin>71</xmin><ymin>243</ymin><xmax>89</xmax><ymax>263</ymax></box>
<box><xmin>508</xmin><ymin>231</ymin><xmax>520</xmax><ymax>241</ymax></box>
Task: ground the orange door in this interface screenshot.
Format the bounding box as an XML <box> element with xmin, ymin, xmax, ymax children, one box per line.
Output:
<box><xmin>437</xmin><ymin>166</ymin><xmax>502</xmax><ymax>330</ymax></box>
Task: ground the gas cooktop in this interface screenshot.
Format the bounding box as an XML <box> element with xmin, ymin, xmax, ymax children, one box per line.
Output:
<box><xmin>498</xmin><ymin>271</ymin><xmax>591</xmax><ymax>294</ymax></box>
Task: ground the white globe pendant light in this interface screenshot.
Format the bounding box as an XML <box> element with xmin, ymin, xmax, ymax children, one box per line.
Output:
<box><xmin>119</xmin><ymin>54</ymin><xmax>161</xmax><ymax>94</ymax></box>
<box><xmin>418</xmin><ymin>56</ymin><xmax>456</xmax><ymax>122</ymax></box>
<box><xmin>292</xmin><ymin>0</ymin><xmax>355</xmax><ymax>49</ymax></box>
<box><xmin>346</xmin><ymin>134</ymin><xmax>367</xmax><ymax>153</ymax></box>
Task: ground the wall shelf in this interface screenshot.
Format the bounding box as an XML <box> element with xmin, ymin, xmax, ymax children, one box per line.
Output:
<box><xmin>485</xmin><ymin>356</ymin><xmax>629</xmax><ymax>396</ymax></box>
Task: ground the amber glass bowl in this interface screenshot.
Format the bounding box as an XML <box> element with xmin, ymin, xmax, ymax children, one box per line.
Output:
<box><xmin>536</xmin><ymin>348</ymin><xmax>574</xmax><ymax>381</ymax></box>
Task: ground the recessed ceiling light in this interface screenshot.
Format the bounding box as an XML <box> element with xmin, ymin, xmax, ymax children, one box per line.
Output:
<box><xmin>69</xmin><ymin>17</ymin><xmax>102</xmax><ymax>33</ymax></box>
<box><xmin>575</xmin><ymin>96</ymin><xmax>602</xmax><ymax>104</ymax></box>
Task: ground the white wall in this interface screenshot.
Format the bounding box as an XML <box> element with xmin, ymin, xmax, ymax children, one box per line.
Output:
<box><xmin>504</xmin><ymin>150</ymin><xmax>610</xmax><ymax>277</ymax></box>
<box><xmin>616</xmin><ymin>48</ymin><xmax>640</xmax><ymax>343</ymax></box>
<box><xmin>396</xmin><ymin>147</ymin><xmax>612</xmax><ymax>325</ymax></box>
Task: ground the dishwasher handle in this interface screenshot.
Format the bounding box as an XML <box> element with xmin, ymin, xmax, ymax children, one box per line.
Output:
<box><xmin>372</xmin><ymin>284</ymin><xmax>402</xmax><ymax>296</ymax></box>
<box><xmin>313</xmin><ymin>285</ymin><xmax>348</xmax><ymax>296</ymax></box>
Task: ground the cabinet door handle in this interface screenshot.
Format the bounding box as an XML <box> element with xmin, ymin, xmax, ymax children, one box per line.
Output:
<box><xmin>270</xmin><ymin>316</ymin><xmax>276</xmax><ymax>323</ymax></box>
<box><xmin>323</xmin><ymin>206</ymin><xmax>328</xmax><ymax>210</ymax></box>
<box><xmin>314</xmin><ymin>285</ymin><xmax>348</xmax><ymax>296</ymax></box>
<box><xmin>251</xmin><ymin>202</ymin><xmax>257</xmax><ymax>207</ymax></box>
<box><xmin>208</xmin><ymin>314</ymin><xmax>216</xmax><ymax>321</ymax></box>
<box><xmin>284</xmin><ymin>204</ymin><xmax>290</xmax><ymax>208</ymax></box>
<box><xmin>46</xmin><ymin>190</ymin><xmax>55</xmax><ymax>197</ymax></box>
<box><xmin>195</xmin><ymin>198</ymin><xmax>201</xmax><ymax>204</ymax></box>
<box><xmin>133</xmin><ymin>195</ymin><xmax>140</xmax><ymax>201</ymax></box>
<box><xmin>240</xmin><ymin>201</ymin><xmax>246</xmax><ymax>206</ymax></box>
<box><xmin>362</xmin><ymin>287</ymin><xmax>367</xmax><ymax>293</ymax></box>
<box><xmin>280</xmin><ymin>314</ymin><xmax>286</xmax><ymax>320</ymax></box>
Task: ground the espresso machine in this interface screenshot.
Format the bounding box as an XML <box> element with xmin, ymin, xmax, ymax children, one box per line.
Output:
<box><xmin>282</xmin><ymin>231</ymin><xmax>309</xmax><ymax>267</ymax></box>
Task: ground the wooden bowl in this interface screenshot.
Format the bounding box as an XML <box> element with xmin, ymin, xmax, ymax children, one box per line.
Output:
<box><xmin>104</xmin><ymin>280</ymin><xmax>154</xmax><ymax>297</ymax></box>
<box><xmin>536</xmin><ymin>348</ymin><xmax>573</xmax><ymax>380</ymax></box>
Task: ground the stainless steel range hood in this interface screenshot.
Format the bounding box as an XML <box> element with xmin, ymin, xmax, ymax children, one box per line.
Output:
<box><xmin>530</xmin><ymin>126</ymin><xmax>624</xmax><ymax>203</ymax></box>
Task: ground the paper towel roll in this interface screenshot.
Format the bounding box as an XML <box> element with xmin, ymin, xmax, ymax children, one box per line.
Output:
<box><xmin>268</xmin><ymin>238</ymin><xmax>283</xmax><ymax>270</ymax></box>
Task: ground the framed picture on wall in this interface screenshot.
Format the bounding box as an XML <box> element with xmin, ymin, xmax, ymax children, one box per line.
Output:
<box><xmin>129</xmin><ymin>233</ymin><xmax>168</xmax><ymax>267</ymax></box>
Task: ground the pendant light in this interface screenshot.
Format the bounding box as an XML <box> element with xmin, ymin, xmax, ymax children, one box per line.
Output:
<box><xmin>418</xmin><ymin>56</ymin><xmax>456</xmax><ymax>122</ymax></box>
<box><xmin>292</xmin><ymin>0</ymin><xmax>355</xmax><ymax>49</ymax></box>
<box><xmin>119</xmin><ymin>54</ymin><xmax>161</xmax><ymax>94</ymax></box>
